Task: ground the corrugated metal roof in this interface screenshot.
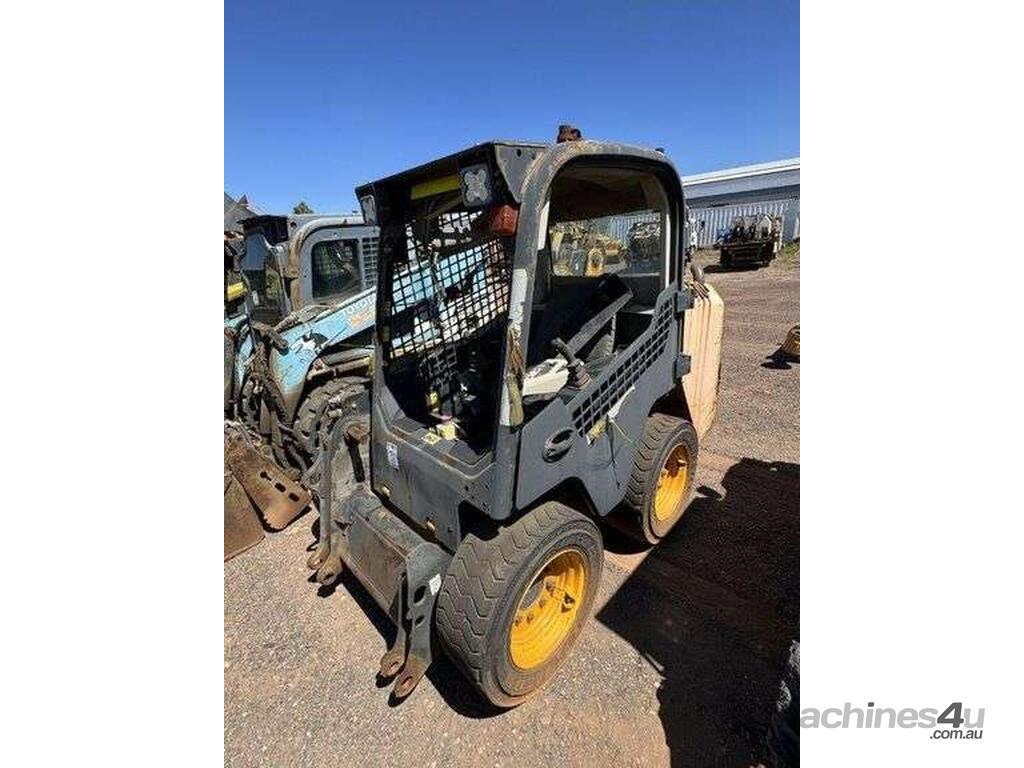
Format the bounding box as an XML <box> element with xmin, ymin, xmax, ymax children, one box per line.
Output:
<box><xmin>681</xmin><ymin>157</ymin><xmax>800</xmax><ymax>186</ymax></box>
<box><xmin>681</xmin><ymin>158</ymin><xmax>799</xmax><ymax>203</ymax></box>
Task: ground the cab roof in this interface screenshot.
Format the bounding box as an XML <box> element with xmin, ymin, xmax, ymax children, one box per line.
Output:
<box><xmin>355</xmin><ymin>138</ymin><xmax>684</xmax><ymax>212</ymax></box>
<box><xmin>359</xmin><ymin>140</ymin><xmax>547</xmax><ymax>188</ymax></box>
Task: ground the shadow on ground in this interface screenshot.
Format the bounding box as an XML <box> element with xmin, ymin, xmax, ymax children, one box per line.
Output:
<box><xmin>762</xmin><ymin>349</ymin><xmax>800</xmax><ymax>370</ymax></box>
<box><xmin>596</xmin><ymin>458</ymin><xmax>800</xmax><ymax>767</ymax></box>
<box><xmin>703</xmin><ymin>263</ymin><xmax>764</xmax><ymax>274</ymax></box>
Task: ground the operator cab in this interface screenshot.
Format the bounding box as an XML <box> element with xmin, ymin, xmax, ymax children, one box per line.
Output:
<box><xmin>523</xmin><ymin>163</ymin><xmax>671</xmax><ymax>418</ymax></box>
<box><xmin>365</xmin><ymin>150</ymin><xmax>675</xmax><ymax>451</ymax></box>
<box><xmin>359</xmin><ymin>138</ymin><xmax>687</xmax><ymax>532</ymax></box>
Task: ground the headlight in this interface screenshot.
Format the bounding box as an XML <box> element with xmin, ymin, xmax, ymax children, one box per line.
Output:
<box><xmin>460</xmin><ymin>164</ymin><xmax>493</xmax><ymax>207</ymax></box>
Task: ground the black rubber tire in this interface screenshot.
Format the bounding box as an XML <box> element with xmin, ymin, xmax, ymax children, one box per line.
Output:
<box><xmin>292</xmin><ymin>378</ymin><xmax>365</xmax><ymax>470</ymax></box>
<box><xmin>621</xmin><ymin>413</ymin><xmax>699</xmax><ymax>545</ymax></box>
<box><xmin>436</xmin><ymin>502</ymin><xmax>603</xmax><ymax>708</ymax></box>
<box><xmin>721</xmin><ymin>251</ymin><xmax>733</xmax><ymax>269</ymax></box>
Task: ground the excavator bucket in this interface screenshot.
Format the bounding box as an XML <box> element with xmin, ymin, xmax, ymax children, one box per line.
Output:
<box><xmin>223</xmin><ymin>423</ymin><xmax>311</xmax><ymax>560</ymax></box>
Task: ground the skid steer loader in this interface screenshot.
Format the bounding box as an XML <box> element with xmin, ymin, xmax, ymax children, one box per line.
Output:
<box><xmin>308</xmin><ymin>128</ymin><xmax>724</xmax><ymax>706</ymax></box>
<box><xmin>224</xmin><ymin>214</ymin><xmax>380</xmax><ymax>560</ymax></box>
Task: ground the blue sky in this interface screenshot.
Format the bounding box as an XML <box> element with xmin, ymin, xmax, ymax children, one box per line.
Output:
<box><xmin>226</xmin><ymin>0</ymin><xmax>799</xmax><ymax>214</ymax></box>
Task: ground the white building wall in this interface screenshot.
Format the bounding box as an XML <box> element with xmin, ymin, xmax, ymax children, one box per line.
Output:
<box><xmin>681</xmin><ymin>158</ymin><xmax>800</xmax><ymax>247</ymax></box>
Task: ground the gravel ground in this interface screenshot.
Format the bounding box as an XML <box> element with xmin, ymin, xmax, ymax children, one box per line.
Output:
<box><xmin>225</xmin><ymin>253</ymin><xmax>799</xmax><ymax>768</ymax></box>
<box><xmin>696</xmin><ymin>249</ymin><xmax>800</xmax><ymax>464</ymax></box>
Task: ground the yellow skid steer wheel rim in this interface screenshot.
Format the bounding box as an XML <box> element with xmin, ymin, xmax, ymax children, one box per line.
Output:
<box><xmin>654</xmin><ymin>443</ymin><xmax>690</xmax><ymax>522</ymax></box>
<box><xmin>509</xmin><ymin>549</ymin><xmax>587</xmax><ymax>670</ymax></box>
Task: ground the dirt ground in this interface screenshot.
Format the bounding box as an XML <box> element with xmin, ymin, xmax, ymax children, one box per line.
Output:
<box><xmin>225</xmin><ymin>251</ymin><xmax>800</xmax><ymax>767</ymax></box>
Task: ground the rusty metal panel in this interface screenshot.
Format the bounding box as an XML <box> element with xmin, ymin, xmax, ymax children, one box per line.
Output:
<box><xmin>224</xmin><ymin>430</ymin><xmax>311</xmax><ymax>531</ymax></box>
<box><xmin>224</xmin><ymin>474</ymin><xmax>264</xmax><ymax>561</ymax></box>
